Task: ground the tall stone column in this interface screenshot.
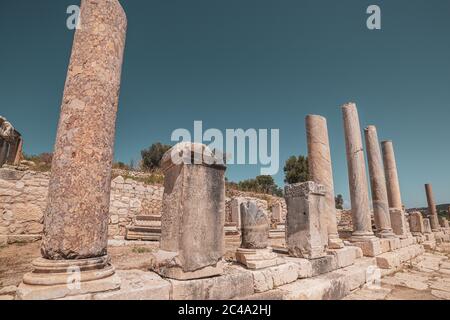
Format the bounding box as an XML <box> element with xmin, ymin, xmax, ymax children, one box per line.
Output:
<box><xmin>381</xmin><ymin>141</ymin><xmax>403</xmax><ymax>209</ymax></box>
<box><xmin>342</xmin><ymin>103</ymin><xmax>374</xmax><ymax>241</ymax></box>
<box><xmin>306</xmin><ymin>115</ymin><xmax>344</xmax><ymax>248</ymax></box>
<box><xmin>425</xmin><ymin>184</ymin><xmax>440</xmax><ymax>231</ymax></box>
<box><xmin>381</xmin><ymin>141</ymin><xmax>408</xmax><ymax>238</ymax></box>
<box><xmin>18</xmin><ymin>0</ymin><xmax>127</xmax><ymax>300</ymax></box>
<box><xmin>364</xmin><ymin>126</ymin><xmax>395</xmax><ymax>238</ymax></box>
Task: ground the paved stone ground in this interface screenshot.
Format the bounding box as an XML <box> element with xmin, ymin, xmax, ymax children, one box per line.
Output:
<box><xmin>344</xmin><ymin>246</ymin><xmax>450</xmax><ymax>300</ymax></box>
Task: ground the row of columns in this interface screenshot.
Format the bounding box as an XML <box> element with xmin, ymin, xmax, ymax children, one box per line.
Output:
<box><xmin>0</xmin><ymin>136</ymin><xmax>22</xmax><ymax>167</ymax></box>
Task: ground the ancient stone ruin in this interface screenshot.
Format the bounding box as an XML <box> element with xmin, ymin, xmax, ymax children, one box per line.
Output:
<box><xmin>0</xmin><ymin>116</ymin><xmax>22</xmax><ymax>167</ymax></box>
<box><xmin>1</xmin><ymin>0</ymin><xmax>450</xmax><ymax>301</ymax></box>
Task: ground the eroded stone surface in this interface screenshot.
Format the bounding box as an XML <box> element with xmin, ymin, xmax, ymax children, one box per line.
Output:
<box><xmin>42</xmin><ymin>0</ymin><xmax>127</xmax><ymax>259</ymax></box>
<box><xmin>306</xmin><ymin>115</ymin><xmax>344</xmax><ymax>249</ymax></box>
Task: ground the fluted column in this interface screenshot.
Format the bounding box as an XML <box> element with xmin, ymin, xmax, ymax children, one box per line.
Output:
<box><xmin>425</xmin><ymin>184</ymin><xmax>440</xmax><ymax>231</ymax></box>
<box><xmin>364</xmin><ymin>126</ymin><xmax>395</xmax><ymax>238</ymax></box>
<box><xmin>306</xmin><ymin>115</ymin><xmax>344</xmax><ymax>248</ymax></box>
<box><xmin>342</xmin><ymin>103</ymin><xmax>374</xmax><ymax>241</ymax></box>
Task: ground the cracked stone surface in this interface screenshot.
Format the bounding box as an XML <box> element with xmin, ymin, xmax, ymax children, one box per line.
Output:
<box><xmin>345</xmin><ymin>249</ymin><xmax>450</xmax><ymax>300</ymax></box>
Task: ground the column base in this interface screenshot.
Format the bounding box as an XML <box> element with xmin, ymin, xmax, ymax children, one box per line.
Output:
<box><xmin>350</xmin><ymin>230</ymin><xmax>376</xmax><ymax>242</ymax></box>
<box><xmin>236</xmin><ymin>247</ymin><xmax>284</xmax><ymax>270</ymax></box>
<box><xmin>16</xmin><ymin>256</ymin><xmax>120</xmax><ymax>300</ymax></box>
<box><xmin>376</xmin><ymin>229</ymin><xmax>397</xmax><ymax>239</ymax></box>
<box><xmin>349</xmin><ymin>233</ymin><xmax>381</xmax><ymax>257</ymax></box>
<box><xmin>150</xmin><ymin>250</ymin><xmax>223</xmax><ymax>280</ymax></box>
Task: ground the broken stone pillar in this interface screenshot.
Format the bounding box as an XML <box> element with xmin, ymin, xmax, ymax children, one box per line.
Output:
<box><xmin>409</xmin><ymin>212</ymin><xmax>425</xmax><ymax>236</ymax></box>
<box><xmin>17</xmin><ymin>0</ymin><xmax>127</xmax><ymax>300</ymax></box>
<box><xmin>151</xmin><ymin>143</ymin><xmax>226</xmax><ymax>280</ymax></box>
<box><xmin>381</xmin><ymin>141</ymin><xmax>408</xmax><ymax>238</ymax></box>
<box><xmin>423</xmin><ymin>218</ymin><xmax>432</xmax><ymax>234</ymax></box>
<box><xmin>342</xmin><ymin>103</ymin><xmax>375</xmax><ymax>241</ymax></box>
<box><xmin>306</xmin><ymin>115</ymin><xmax>344</xmax><ymax>249</ymax></box>
<box><xmin>364</xmin><ymin>126</ymin><xmax>395</xmax><ymax>238</ymax></box>
<box><xmin>271</xmin><ymin>202</ymin><xmax>284</xmax><ymax>223</ymax></box>
<box><xmin>425</xmin><ymin>184</ymin><xmax>440</xmax><ymax>231</ymax></box>
<box><xmin>285</xmin><ymin>181</ymin><xmax>328</xmax><ymax>259</ymax></box>
<box><xmin>231</xmin><ymin>197</ymin><xmax>243</xmax><ymax>229</ymax></box>
<box><xmin>236</xmin><ymin>201</ymin><xmax>281</xmax><ymax>269</ymax></box>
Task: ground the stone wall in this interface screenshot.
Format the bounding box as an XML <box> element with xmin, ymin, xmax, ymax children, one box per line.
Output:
<box><xmin>0</xmin><ymin>167</ymin><xmax>164</xmax><ymax>245</ymax></box>
<box><xmin>1</xmin><ymin>166</ymin><xmax>288</xmax><ymax>245</ymax></box>
<box><xmin>108</xmin><ymin>176</ymin><xmax>163</xmax><ymax>239</ymax></box>
<box><xmin>225</xmin><ymin>189</ymin><xmax>287</xmax><ymax>222</ymax></box>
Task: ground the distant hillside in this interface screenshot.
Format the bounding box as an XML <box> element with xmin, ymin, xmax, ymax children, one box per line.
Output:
<box><xmin>407</xmin><ymin>203</ymin><xmax>450</xmax><ymax>216</ymax></box>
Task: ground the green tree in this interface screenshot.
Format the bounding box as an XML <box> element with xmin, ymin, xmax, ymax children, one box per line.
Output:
<box><xmin>284</xmin><ymin>155</ymin><xmax>309</xmax><ymax>184</ymax></box>
<box><xmin>141</xmin><ymin>143</ymin><xmax>172</xmax><ymax>171</ymax></box>
<box><xmin>335</xmin><ymin>194</ymin><xmax>344</xmax><ymax>210</ymax></box>
<box><xmin>237</xmin><ymin>175</ymin><xmax>283</xmax><ymax>196</ymax></box>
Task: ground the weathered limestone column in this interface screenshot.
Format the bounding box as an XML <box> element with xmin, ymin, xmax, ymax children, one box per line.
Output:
<box><xmin>425</xmin><ymin>184</ymin><xmax>440</xmax><ymax>231</ymax></box>
<box><xmin>364</xmin><ymin>126</ymin><xmax>395</xmax><ymax>238</ymax></box>
<box><xmin>306</xmin><ymin>115</ymin><xmax>344</xmax><ymax>249</ymax></box>
<box><xmin>151</xmin><ymin>143</ymin><xmax>226</xmax><ymax>280</ymax></box>
<box><xmin>17</xmin><ymin>0</ymin><xmax>127</xmax><ymax>300</ymax></box>
<box><xmin>285</xmin><ymin>182</ymin><xmax>328</xmax><ymax>259</ymax></box>
<box><xmin>381</xmin><ymin>141</ymin><xmax>408</xmax><ymax>238</ymax></box>
<box><xmin>236</xmin><ymin>201</ymin><xmax>281</xmax><ymax>269</ymax></box>
<box><xmin>381</xmin><ymin>141</ymin><xmax>403</xmax><ymax>209</ymax></box>
<box><xmin>342</xmin><ymin>103</ymin><xmax>374</xmax><ymax>241</ymax></box>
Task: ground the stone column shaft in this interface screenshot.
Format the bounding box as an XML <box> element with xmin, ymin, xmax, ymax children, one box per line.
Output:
<box><xmin>364</xmin><ymin>126</ymin><xmax>394</xmax><ymax>237</ymax></box>
<box><xmin>41</xmin><ymin>0</ymin><xmax>127</xmax><ymax>259</ymax></box>
<box><xmin>13</xmin><ymin>137</ymin><xmax>23</xmax><ymax>165</ymax></box>
<box><xmin>425</xmin><ymin>184</ymin><xmax>440</xmax><ymax>231</ymax></box>
<box><xmin>306</xmin><ymin>115</ymin><xmax>344</xmax><ymax>248</ymax></box>
<box><xmin>381</xmin><ymin>141</ymin><xmax>402</xmax><ymax>209</ymax></box>
<box><xmin>342</xmin><ymin>103</ymin><xmax>374</xmax><ymax>240</ymax></box>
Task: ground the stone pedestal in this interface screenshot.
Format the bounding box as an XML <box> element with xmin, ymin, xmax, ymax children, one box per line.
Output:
<box><xmin>151</xmin><ymin>143</ymin><xmax>226</xmax><ymax>280</ymax></box>
<box><xmin>342</xmin><ymin>103</ymin><xmax>375</xmax><ymax>241</ymax></box>
<box><xmin>17</xmin><ymin>0</ymin><xmax>127</xmax><ymax>300</ymax></box>
<box><xmin>390</xmin><ymin>208</ymin><xmax>408</xmax><ymax>239</ymax></box>
<box><xmin>423</xmin><ymin>218</ymin><xmax>432</xmax><ymax>234</ymax></box>
<box><xmin>306</xmin><ymin>115</ymin><xmax>344</xmax><ymax>249</ymax></box>
<box><xmin>271</xmin><ymin>202</ymin><xmax>284</xmax><ymax>223</ymax></box>
<box><xmin>231</xmin><ymin>197</ymin><xmax>243</xmax><ymax>229</ymax></box>
<box><xmin>440</xmin><ymin>217</ymin><xmax>450</xmax><ymax>229</ymax></box>
<box><xmin>236</xmin><ymin>201</ymin><xmax>281</xmax><ymax>269</ymax></box>
<box><xmin>285</xmin><ymin>182</ymin><xmax>328</xmax><ymax>259</ymax></box>
<box><xmin>425</xmin><ymin>184</ymin><xmax>440</xmax><ymax>232</ymax></box>
<box><xmin>364</xmin><ymin>126</ymin><xmax>395</xmax><ymax>238</ymax></box>
<box><xmin>409</xmin><ymin>212</ymin><xmax>425</xmax><ymax>236</ymax></box>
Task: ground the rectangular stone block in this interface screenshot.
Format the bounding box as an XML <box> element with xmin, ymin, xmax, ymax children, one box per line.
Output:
<box><xmin>327</xmin><ymin>246</ymin><xmax>360</xmax><ymax>268</ymax></box>
<box><xmin>390</xmin><ymin>208</ymin><xmax>408</xmax><ymax>238</ymax></box>
<box><xmin>409</xmin><ymin>212</ymin><xmax>425</xmax><ymax>234</ymax></box>
<box><xmin>285</xmin><ymin>182</ymin><xmax>328</xmax><ymax>259</ymax></box>
<box><xmin>284</xmin><ymin>257</ymin><xmax>313</xmax><ymax>279</ymax></box>
<box><xmin>310</xmin><ymin>255</ymin><xmax>338</xmax><ymax>276</ymax></box>
<box><xmin>93</xmin><ymin>270</ymin><xmax>170</xmax><ymax>300</ymax></box>
<box><xmin>379</xmin><ymin>239</ymin><xmax>391</xmax><ymax>253</ymax></box>
<box><xmin>170</xmin><ymin>269</ymin><xmax>254</xmax><ymax>300</ymax></box>
<box><xmin>247</xmin><ymin>262</ymin><xmax>300</xmax><ymax>293</ymax></box>
<box><xmin>387</xmin><ymin>237</ymin><xmax>401</xmax><ymax>251</ymax></box>
<box><xmin>351</xmin><ymin>238</ymin><xmax>382</xmax><ymax>257</ymax></box>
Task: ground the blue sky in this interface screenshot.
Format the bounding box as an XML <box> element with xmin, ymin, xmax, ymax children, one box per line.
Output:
<box><xmin>1</xmin><ymin>0</ymin><xmax>449</xmax><ymax>208</ymax></box>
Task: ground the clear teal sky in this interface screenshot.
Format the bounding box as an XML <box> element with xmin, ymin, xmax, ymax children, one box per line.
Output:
<box><xmin>1</xmin><ymin>0</ymin><xmax>449</xmax><ymax>208</ymax></box>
